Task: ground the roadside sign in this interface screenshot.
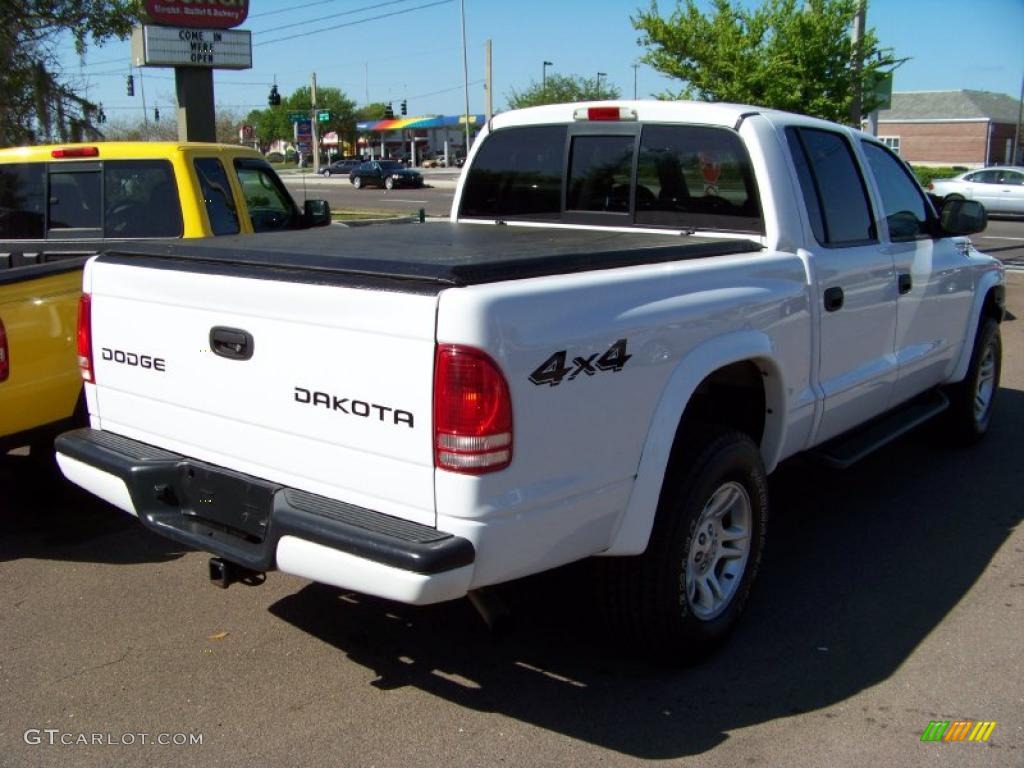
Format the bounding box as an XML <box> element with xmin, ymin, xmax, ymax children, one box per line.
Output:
<box><xmin>144</xmin><ymin>0</ymin><xmax>249</xmax><ymax>29</ymax></box>
<box><xmin>294</xmin><ymin>119</ymin><xmax>312</xmax><ymax>143</ymax></box>
<box><xmin>869</xmin><ymin>71</ymin><xmax>893</xmax><ymax>110</ymax></box>
<box><xmin>131</xmin><ymin>25</ymin><xmax>252</xmax><ymax>69</ymax></box>
<box><xmin>317</xmin><ymin>111</ymin><xmax>331</xmax><ymax>123</ymax></box>
<box><xmin>287</xmin><ymin>111</ymin><xmax>306</xmax><ymax>122</ymax></box>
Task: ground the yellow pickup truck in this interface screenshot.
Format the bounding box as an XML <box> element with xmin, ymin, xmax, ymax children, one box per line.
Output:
<box><xmin>0</xmin><ymin>141</ymin><xmax>330</xmax><ymax>457</ymax></box>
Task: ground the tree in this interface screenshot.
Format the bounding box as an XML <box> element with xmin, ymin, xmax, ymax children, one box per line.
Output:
<box><xmin>506</xmin><ymin>74</ymin><xmax>623</xmax><ymax>110</ymax></box>
<box><xmin>632</xmin><ymin>0</ymin><xmax>902</xmax><ymax>123</ymax></box>
<box><xmin>0</xmin><ymin>1</ymin><xmax>144</xmax><ymax>145</ymax></box>
<box><xmin>244</xmin><ymin>85</ymin><xmax>358</xmax><ymax>150</ymax></box>
<box><xmin>102</xmin><ymin>108</ymin><xmax>242</xmax><ymax>144</ymax></box>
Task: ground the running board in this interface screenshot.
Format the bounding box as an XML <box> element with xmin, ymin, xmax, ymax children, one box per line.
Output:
<box><xmin>811</xmin><ymin>390</ymin><xmax>949</xmax><ymax>469</ymax></box>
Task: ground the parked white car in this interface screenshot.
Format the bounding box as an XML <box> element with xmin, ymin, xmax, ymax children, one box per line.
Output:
<box><xmin>929</xmin><ymin>166</ymin><xmax>1024</xmax><ymax>215</ymax></box>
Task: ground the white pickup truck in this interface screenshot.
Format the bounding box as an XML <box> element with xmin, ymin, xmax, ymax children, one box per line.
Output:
<box><xmin>56</xmin><ymin>101</ymin><xmax>1005</xmax><ymax>662</ymax></box>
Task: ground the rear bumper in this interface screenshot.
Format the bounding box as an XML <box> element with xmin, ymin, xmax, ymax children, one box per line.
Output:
<box><xmin>55</xmin><ymin>428</ymin><xmax>475</xmax><ymax>605</ymax></box>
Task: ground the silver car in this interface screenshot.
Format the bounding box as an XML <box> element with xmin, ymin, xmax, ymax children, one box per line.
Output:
<box><xmin>929</xmin><ymin>166</ymin><xmax>1024</xmax><ymax>215</ymax></box>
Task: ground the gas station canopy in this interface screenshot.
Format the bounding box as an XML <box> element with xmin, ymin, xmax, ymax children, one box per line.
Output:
<box><xmin>356</xmin><ymin>114</ymin><xmax>486</xmax><ymax>132</ymax></box>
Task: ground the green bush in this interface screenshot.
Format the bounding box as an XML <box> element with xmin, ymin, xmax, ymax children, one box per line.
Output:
<box><xmin>910</xmin><ymin>165</ymin><xmax>964</xmax><ymax>188</ymax></box>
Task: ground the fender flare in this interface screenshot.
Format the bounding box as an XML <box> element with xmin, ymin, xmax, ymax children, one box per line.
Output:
<box><xmin>948</xmin><ymin>267</ymin><xmax>1005</xmax><ymax>384</ymax></box>
<box><xmin>602</xmin><ymin>329</ymin><xmax>787</xmax><ymax>556</ymax></box>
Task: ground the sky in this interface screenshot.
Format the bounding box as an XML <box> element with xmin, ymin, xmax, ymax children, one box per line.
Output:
<box><xmin>58</xmin><ymin>0</ymin><xmax>1024</xmax><ymax>126</ymax></box>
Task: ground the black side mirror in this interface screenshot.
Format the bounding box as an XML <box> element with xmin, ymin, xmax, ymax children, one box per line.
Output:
<box><xmin>940</xmin><ymin>198</ymin><xmax>986</xmax><ymax>235</ymax></box>
<box><xmin>303</xmin><ymin>199</ymin><xmax>331</xmax><ymax>227</ymax></box>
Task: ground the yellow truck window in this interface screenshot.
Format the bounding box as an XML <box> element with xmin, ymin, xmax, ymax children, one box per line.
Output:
<box><xmin>193</xmin><ymin>157</ymin><xmax>240</xmax><ymax>236</ymax></box>
<box><xmin>0</xmin><ymin>164</ymin><xmax>46</xmax><ymax>238</ymax></box>
<box><xmin>103</xmin><ymin>160</ymin><xmax>182</xmax><ymax>238</ymax></box>
<box><xmin>49</xmin><ymin>167</ymin><xmax>102</xmax><ymax>233</ymax></box>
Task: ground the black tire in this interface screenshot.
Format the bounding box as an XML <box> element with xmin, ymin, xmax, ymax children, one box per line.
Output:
<box><xmin>384</xmin><ymin>176</ymin><xmax>395</xmax><ymax>190</ymax></box>
<box><xmin>323</xmin><ymin>169</ymin><xmax>331</xmax><ymax>177</ymax></box>
<box><xmin>606</xmin><ymin>426</ymin><xmax>768</xmax><ymax>663</ymax></box>
<box><xmin>945</xmin><ymin>316</ymin><xmax>1001</xmax><ymax>443</ymax></box>
<box><xmin>352</xmin><ymin>176</ymin><xmax>362</xmax><ymax>189</ymax></box>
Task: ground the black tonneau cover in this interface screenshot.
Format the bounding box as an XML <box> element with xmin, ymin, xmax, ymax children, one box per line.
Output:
<box><xmin>101</xmin><ymin>223</ymin><xmax>762</xmax><ymax>290</ymax></box>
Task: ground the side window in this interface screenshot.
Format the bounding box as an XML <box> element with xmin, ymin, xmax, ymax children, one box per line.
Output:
<box><xmin>233</xmin><ymin>159</ymin><xmax>298</xmax><ymax>232</ymax></box>
<box><xmin>636</xmin><ymin>124</ymin><xmax>763</xmax><ymax>232</ymax></box>
<box><xmin>459</xmin><ymin>125</ymin><xmax>566</xmax><ymax>219</ymax></box>
<box><xmin>103</xmin><ymin>160</ymin><xmax>182</xmax><ymax>238</ymax></box>
<box><xmin>967</xmin><ymin>170</ymin><xmax>998</xmax><ymax>184</ymax></box>
<box><xmin>999</xmin><ymin>171</ymin><xmax>1023</xmax><ymax>186</ymax></box>
<box><xmin>786</xmin><ymin>128</ymin><xmax>875</xmax><ymax>246</ymax></box>
<box><xmin>49</xmin><ymin>168</ymin><xmax>102</xmax><ymax>233</ymax></box>
<box><xmin>861</xmin><ymin>141</ymin><xmax>931</xmax><ymax>241</ymax></box>
<box><xmin>193</xmin><ymin>158</ymin><xmax>239</xmax><ymax>236</ymax></box>
<box><xmin>0</xmin><ymin>163</ymin><xmax>45</xmax><ymax>239</ymax></box>
<box><xmin>567</xmin><ymin>135</ymin><xmax>634</xmax><ymax>213</ymax></box>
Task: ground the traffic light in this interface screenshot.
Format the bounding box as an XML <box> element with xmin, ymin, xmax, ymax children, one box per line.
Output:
<box><xmin>268</xmin><ymin>84</ymin><xmax>281</xmax><ymax>107</ymax></box>
<box><xmin>126</xmin><ymin>74</ymin><xmax>134</xmax><ymax>97</ymax></box>
<box><xmin>154</xmin><ymin>107</ymin><xmax>160</xmax><ymax>123</ymax></box>
<box><xmin>401</xmin><ymin>100</ymin><xmax>407</xmax><ymax>116</ymax></box>
<box><xmin>384</xmin><ymin>102</ymin><xmax>394</xmax><ymax>119</ymax></box>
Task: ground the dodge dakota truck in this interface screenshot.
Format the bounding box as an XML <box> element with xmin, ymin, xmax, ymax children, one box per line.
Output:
<box><xmin>55</xmin><ymin>102</ymin><xmax>1004</xmax><ymax>661</ymax></box>
<box><xmin>0</xmin><ymin>141</ymin><xmax>329</xmax><ymax>456</ymax></box>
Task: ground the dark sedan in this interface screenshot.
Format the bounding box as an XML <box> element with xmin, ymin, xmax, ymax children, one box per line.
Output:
<box><xmin>318</xmin><ymin>159</ymin><xmax>361</xmax><ymax>177</ymax></box>
<box><xmin>350</xmin><ymin>160</ymin><xmax>423</xmax><ymax>190</ymax></box>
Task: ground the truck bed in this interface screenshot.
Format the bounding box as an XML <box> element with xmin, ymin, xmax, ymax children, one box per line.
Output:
<box><xmin>101</xmin><ymin>223</ymin><xmax>762</xmax><ymax>290</ymax></box>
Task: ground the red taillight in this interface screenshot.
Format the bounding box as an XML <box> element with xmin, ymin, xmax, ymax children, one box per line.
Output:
<box><xmin>52</xmin><ymin>146</ymin><xmax>100</xmax><ymax>159</ymax></box>
<box><xmin>0</xmin><ymin>317</ymin><xmax>9</xmax><ymax>382</ymax></box>
<box><xmin>77</xmin><ymin>293</ymin><xmax>94</xmax><ymax>383</ymax></box>
<box><xmin>434</xmin><ymin>345</ymin><xmax>512</xmax><ymax>474</ymax></box>
<box><xmin>573</xmin><ymin>106</ymin><xmax>638</xmax><ymax>122</ymax></box>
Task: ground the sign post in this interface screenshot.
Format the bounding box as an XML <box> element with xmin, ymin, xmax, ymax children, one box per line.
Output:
<box><xmin>135</xmin><ymin>0</ymin><xmax>252</xmax><ymax>143</ymax></box>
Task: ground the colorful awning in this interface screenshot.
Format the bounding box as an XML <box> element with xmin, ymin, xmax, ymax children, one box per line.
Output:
<box><xmin>356</xmin><ymin>114</ymin><xmax>485</xmax><ymax>132</ymax></box>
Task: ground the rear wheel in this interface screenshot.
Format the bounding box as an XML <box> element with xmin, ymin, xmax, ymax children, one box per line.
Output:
<box><xmin>607</xmin><ymin>426</ymin><xmax>768</xmax><ymax>664</ymax></box>
<box><xmin>946</xmin><ymin>317</ymin><xmax>1001</xmax><ymax>442</ymax></box>
<box><xmin>384</xmin><ymin>176</ymin><xmax>395</xmax><ymax>190</ymax></box>
<box><xmin>352</xmin><ymin>176</ymin><xmax>362</xmax><ymax>189</ymax></box>
<box><xmin>323</xmin><ymin>169</ymin><xmax>331</xmax><ymax>177</ymax></box>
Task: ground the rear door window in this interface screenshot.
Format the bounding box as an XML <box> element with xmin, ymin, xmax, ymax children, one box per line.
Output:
<box><xmin>0</xmin><ymin>164</ymin><xmax>46</xmax><ymax>239</ymax></box>
<box><xmin>787</xmin><ymin>127</ymin><xmax>876</xmax><ymax>246</ymax></box>
<box><xmin>194</xmin><ymin>158</ymin><xmax>240</xmax><ymax>235</ymax></box>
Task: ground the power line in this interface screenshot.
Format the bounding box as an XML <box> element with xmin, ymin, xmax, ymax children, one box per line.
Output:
<box><xmin>250</xmin><ymin>0</ymin><xmax>364</xmax><ymax>19</ymax></box>
<box><xmin>255</xmin><ymin>0</ymin><xmax>453</xmax><ymax>46</ymax></box>
<box><xmin>251</xmin><ymin>0</ymin><xmax>415</xmax><ymax>33</ymax></box>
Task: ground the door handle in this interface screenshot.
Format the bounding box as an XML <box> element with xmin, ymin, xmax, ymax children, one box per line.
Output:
<box><xmin>898</xmin><ymin>273</ymin><xmax>912</xmax><ymax>295</ymax></box>
<box><xmin>823</xmin><ymin>286</ymin><xmax>844</xmax><ymax>312</ymax></box>
<box><xmin>210</xmin><ymin>327</ymin><xmax>254</xmax><ymax>361</ymax></box>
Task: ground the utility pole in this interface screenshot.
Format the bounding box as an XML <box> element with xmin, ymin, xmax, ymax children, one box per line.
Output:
<box><xmin>543</xmin><ymin>60</ymin><xmax>552</xmax><ymax>98</ymax></box>
<box><xmin>460</xmin><ymin>0</ymin><xmax>471</xmax><ymax>152</ymax></box>
<box><xmin>1014</xmin><ymin>71</ymin><xmax>1023</xmax><ymax>165</ymax></box>
<box><xmin>632</xmin><ymin>63</ymin><xmax>639</xmax><ymax>100</ymax></box>
<box><xmin>596</xmin><ymin>72</ymin><xmax>606</xmax><ymax>100</ymax></box>
<box><xmin>484</xmin><ymin>39</ymin><xmax>493</xmax><ymax>122</ymax></box>
<box><xmin>849</xmin><ymin>0</ymin><xmax>866</xmax><ymax>128</ymax></box>
<box><xmin>311</xmin><ymin>72</ymin><xmax>320</xmax><ymax>175</ymax></box>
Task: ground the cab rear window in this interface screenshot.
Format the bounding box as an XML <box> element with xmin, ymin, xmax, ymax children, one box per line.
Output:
<box><xmin>459</xmin><ymin>123</ymin><xmax>764</xmax><ymax>233</ymax></box>
<box><xmin>0</xmin><ymin>159</ymin><xmax>181</xmax><ymax>239</ymax></box>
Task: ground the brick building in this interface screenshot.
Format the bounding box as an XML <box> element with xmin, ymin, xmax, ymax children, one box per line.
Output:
<box><xmin>875</xmin><ymin>90</ymin><xmax>1023</xmax><ymax>168</ymax></box>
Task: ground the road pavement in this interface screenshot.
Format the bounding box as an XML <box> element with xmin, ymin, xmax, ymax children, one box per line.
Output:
<box><xmin>0</xmin><ymin>281</ymin><xmax>1021</xmax><ymax>766</ymax></box>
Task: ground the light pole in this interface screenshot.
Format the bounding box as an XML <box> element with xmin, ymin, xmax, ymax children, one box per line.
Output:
<box><xmin>596</xmin><ymin>72</ymin><xmax>606</xmax><ymax>100</ymax></box>
<box><xmin>632</xmin><ymin>63</ymin><xmax>639</xmax><ymax>100</ymax></box>
<box><xmin>542</xmin><ymin>61</ymin><xmax>552</xmax><ymax>98</ymax></box>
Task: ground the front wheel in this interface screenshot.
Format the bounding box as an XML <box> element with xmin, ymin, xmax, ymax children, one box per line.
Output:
<box><xmin>384</xmin><ymin>176</ymin><xmax>395</xmax><ymax>190</ymax></box>
<box><xmin>945</xmin><ymin>316</ymin><xmax>1001</xmax><ymax>442</ymax></box>
<box><xmin>323</xmin><ymin>169</ymin><xmax>331</xmax><ymax>177</ymax></box>
<box><xmin>606</xmin><ymin>426</ymin><xmax>768</xmax><ymax>663</ymax></box>
<box><xmin>352</xmin><ymin>176</ymin><xmax>362</xmax><ymax>189</ymax></box>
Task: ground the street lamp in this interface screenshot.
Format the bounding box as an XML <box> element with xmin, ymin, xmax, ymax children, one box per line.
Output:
<box><xmin>596</xmin><ymin>72</ymin><xmax>606</xmax><ymax>100</ymax></box>
<box><xmin>542</xmin><ymin>61</ymin><xmax>553</xmax><ymax>97</ymax></box>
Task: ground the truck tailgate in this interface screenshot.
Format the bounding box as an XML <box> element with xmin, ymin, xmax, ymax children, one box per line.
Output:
<box><xmin>85</xmin><ymin>256</ymin><xmax>438</xmax><ymax>526</ymax></box>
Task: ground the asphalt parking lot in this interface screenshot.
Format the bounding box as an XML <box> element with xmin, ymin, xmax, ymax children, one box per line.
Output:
<box><xmin>1</xmin><ymin>282</ymin><xmax>1022</xmax><ymax>767</ymax></box>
